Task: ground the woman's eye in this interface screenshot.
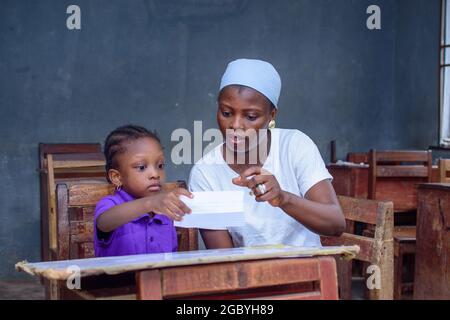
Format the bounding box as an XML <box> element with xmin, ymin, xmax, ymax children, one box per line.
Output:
<box><xmin>221</xmin><ymin>111</ymin><xmax>231</xmax><ymax>117</ymax></box>
<box><xmin>246</xmin><ymin>115</ymin><xmax>258</xmax><ymax>121</ymax></box>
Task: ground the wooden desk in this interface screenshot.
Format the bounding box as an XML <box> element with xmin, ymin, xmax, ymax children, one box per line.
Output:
<box><xmin>414</xmin><ymin>183</ymin><xmax>450</xmax><ymax>299</ymax></box>
<box><xmin>327</xmin><ymin>163</ymin><xmax>440</xmax><ymax>212</ymax></box>
<box><xmin>16</xmin><ymin>246</ymin><xmax>359</xmax><ymax>300</ymax></box>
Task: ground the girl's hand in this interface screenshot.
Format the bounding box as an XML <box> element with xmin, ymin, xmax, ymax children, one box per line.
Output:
<box><xmin>232</xmin><ymin>166</ymin><xmax>288</xmax><ymax>207</ymax></box>
<box><xmin>146</xmin><ymin>188</ymin><xmax>193</xmax><ymax>221</ymax></box>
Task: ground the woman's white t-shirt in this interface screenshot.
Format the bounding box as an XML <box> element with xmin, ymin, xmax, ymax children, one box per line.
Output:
<box><xmin>188</xmin><ymin>128</ymin><xmax>333</xmax><ymax>247</ymax></box>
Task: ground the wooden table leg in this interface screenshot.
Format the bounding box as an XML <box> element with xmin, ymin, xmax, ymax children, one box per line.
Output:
<box><xmin>136</xmin><ymin>270</ymin><xmax>162</xmax><ymax>300</ymax></box>
<box><xmin>319</xmin><ymin>257</ymin><xmax>339</xmax><ymax>300</ymax></box>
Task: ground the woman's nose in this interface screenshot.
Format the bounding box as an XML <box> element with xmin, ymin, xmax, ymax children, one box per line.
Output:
<box><xmin>230</xmin><ymin>116</ymin><xmax>244</xmax><ymax>130</ymax></box>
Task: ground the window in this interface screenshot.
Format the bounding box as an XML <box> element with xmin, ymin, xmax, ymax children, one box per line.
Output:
<box><xmin>440</xmin><ymin>0</ymin><xmax>450</xmax><ymax>146</ymax></box>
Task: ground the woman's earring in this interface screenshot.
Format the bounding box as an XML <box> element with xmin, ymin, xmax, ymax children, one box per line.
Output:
<box><xmin>115</xmin><ymin>184</ymin><xmax>122</xmax><ymax>191</ymax></box>
<box><xmin>268</xmin><ymin>119</ymin><xmax>276</xmax><ymax>129</ymax></box>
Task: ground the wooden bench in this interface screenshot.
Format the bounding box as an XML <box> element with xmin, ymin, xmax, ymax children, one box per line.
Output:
<box><xmin>321</xmin><ymin>195</ymin><xmax>394</xmax><ymax>300</ymax></box>
<box><xmin>439</xmin><ymin>158</ymin><xmax>450</xmax><ymax>183</ymax></box>
<box><xmin>45</xmin><ymin>180</ymin><xmax>198</xmax><ymax>299</ymax></box>
<box><xmin>39</xmin><ymin>143</ymin><xmax>106</xmax><ymax>262</ymax></box>
<box><xmin>414</xmin><ymin>183</ymin><xmax>450</xmax><ymax>299</ymax></box>
<box><xmin>368</xmin><ymin>149</ymin><xmax>432</xmax><ymax>299</ymax></box>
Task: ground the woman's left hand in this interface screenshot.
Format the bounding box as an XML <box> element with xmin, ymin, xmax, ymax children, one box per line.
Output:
<box><xmin>232</xmin><ymin>166</ymin><xmax>288</xmax><ymax>207</ymax></box>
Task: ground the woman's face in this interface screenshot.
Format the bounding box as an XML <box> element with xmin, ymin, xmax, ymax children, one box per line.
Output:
<box><xmin>217</xmin><ymin>85</ymin><xmax>276</xmax><ymax>153</ymax></box>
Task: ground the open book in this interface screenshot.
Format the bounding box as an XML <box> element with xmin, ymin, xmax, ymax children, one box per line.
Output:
<box><xmin>174</xmin><ymin>191</ymin><xmax>245</xmax><ymax>229</ymax></box>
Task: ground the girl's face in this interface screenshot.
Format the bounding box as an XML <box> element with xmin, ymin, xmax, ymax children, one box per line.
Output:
<box><xmin>108</xmin><ymin>137</ymin><xmax>165</xmax><ymax>198</ymax></box>
<box><xmin>217</xmin><ymin>85</ymin><xmax>276</xmax><ymax>153</ymax></box>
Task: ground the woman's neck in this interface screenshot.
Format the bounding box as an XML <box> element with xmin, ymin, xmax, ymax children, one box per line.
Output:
<box><xmin>222</xmin><ymin>130</ymin><xmax>272</xmax><ymax>175</ymax></box>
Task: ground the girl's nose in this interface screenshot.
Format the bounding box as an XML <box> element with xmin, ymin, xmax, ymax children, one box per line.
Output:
<box><xmin>147</xmin><ymin>167</ymin><xmax>160</xmax><ymax>180</ymax></box>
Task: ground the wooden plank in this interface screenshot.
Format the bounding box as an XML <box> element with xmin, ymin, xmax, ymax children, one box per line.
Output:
<box><xmin>53</xmin><ymin>160</ymin><xmax>105</xmax><ymax>169</ymax></box>
<box><xmin>418</xmin><ymin>182</ymin><xmax>450</xmax><ymax>191</ymax></box>
<box><xmin>374</xmin><ymin>179</ymin><xmax>421</xmax><ymax>212</ymax></box>
<box><xmin>376</xmin><ymin>166</ymin><xmax>429</xmax><ymax>178</ymax></box>
<box><xmin>160</xmin><ymin>259</ymin><xmax>321</xmax><ymax>298</ymax></box>
<box><xmin>347</xmin><ymin>152</ymin><xmax>368</xmax><ymax>164</ymax></box>
<box><xmin>439</xmin><ymin>159</ymin><xmax>450</xmax><ymax>183</ymax></box>
<box><xmin>68</xmin><ymin>184</ymin><xmax>114</xmax><ymax>206</ymax></box>
<box><xmin>47</xmin><ymin>154</ymin><xmax>57</xmax><ymax>254</ymax></box>
<box><xmin>70</xmin><ymin>221</ymin><xmax>94</xmax><ymax>243</ymax></box>
<box><xmin>56</xmin><ymin>184</ymin><xmax>70</xmax><ymax>260</ymax></box>
<box><xmin>248</xmin><ymin>291</ymin><xmax>322</xmax><ymax>300</ymax></box>
<box><xmin>414</xmin><ymin>187</ymin><xmax>450</xmax><ymax>299</ymax></box>
<box><xmin>185</xmin><ymin>282</ymin><xmax>316</xmax><ymax>300</ymax></box>
<box><xmin>321</xmin><ymin>233</ymin><xmax>373</xmax><ymax>262</ymax></box>
<box><xmin>338</xmin><ymin>195</ymin><xmax>380</xmax><ymax>225</ymax></box>
<box><xmin>375</xmin><ymin>150</ymin><xmax>430</xmax><ymax>162</ymax></box>
<box><xmin>51</xmin><ymin>152</ymin><xmax>105</xmax><ymax>162</ymax></box>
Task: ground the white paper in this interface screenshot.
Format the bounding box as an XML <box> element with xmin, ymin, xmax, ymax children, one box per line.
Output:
<box><xmin>174</xmin><ymin>191</ymin><xmax>245</xmax><ymax>229</ymax></box>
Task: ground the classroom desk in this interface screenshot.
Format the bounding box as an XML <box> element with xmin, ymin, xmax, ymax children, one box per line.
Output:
<box><xmin>414</xmin><ymin>183</ymin><xmax>450</xmax><ymax>299</ymax></box>
<box><xmin>327</xmin><ymin>163</ymin><xmax>440</xmax><ymax>212</ymax></box>
<box><xmin>16</xmin><ymin>245</ymin><xmax>359</xmax><ymax>300</ymax></box>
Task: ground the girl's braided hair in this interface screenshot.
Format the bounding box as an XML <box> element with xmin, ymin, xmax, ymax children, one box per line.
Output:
<box><xmin>104</xmin><ymin>124</ymin><xmax>161</xmax><ymax>179</ymax></box>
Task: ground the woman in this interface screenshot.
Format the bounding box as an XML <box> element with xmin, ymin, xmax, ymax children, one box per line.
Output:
<box><xmin>189</xmin><ymin>58</ymin><xmax>345</xmax><ymax>249</ymax></box>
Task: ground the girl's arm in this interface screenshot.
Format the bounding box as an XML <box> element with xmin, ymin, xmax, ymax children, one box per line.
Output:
<box><xmin>97</xmin><ymin>197</ymin><xmax>154</xmax><ymax>233</ymax></box>
<box><xmin>233</xmin><ymin>167</ymin><xmax>346</xmax><ymax>237</ymax></box>
<box><xmin>97</xmin><ymin>189</ymin><xmax>193</xmax><ymax>233</ymax></box>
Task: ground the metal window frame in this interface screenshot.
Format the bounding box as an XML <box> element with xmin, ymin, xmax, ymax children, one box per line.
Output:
<box><xmin>439</xmin><ymin>0</ymin><xmax>450</xmax><ymax>146</ymax></box>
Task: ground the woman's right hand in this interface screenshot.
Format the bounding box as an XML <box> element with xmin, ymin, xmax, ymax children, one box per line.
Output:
<box><xmin>145</xmin><ymin>188</ymin><xmax>193</xmax><ymax>221</ymax></box>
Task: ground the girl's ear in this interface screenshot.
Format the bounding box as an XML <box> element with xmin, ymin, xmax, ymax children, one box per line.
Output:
<box><xmin>108</xmin><ymin>169</ymin><xmax>122</xmax><ymax>188</ymax></box>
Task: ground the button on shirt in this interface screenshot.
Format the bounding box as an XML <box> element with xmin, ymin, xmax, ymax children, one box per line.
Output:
<box><xmin>94</xmin><ymin>189</ymin><xmax>178</xmax><ymax>257</ymax></box>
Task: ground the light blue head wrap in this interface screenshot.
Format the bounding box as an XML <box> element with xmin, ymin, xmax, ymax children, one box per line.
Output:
<box><xmin>219</xmin><ymin>59</ymin><xmax>281</xmax><ymax>108</ymax></box>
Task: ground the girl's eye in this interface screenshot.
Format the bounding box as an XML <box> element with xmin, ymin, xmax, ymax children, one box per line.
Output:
<box><xmin>158</xmin><ymin>163</ymin><xmax>165</xmax><ymax>169</ymax></box>
<box><xmin>137</xmin><ymin>165</ymin><xmax>146</xmax><ymax>171</ymax></box>
<box><xmin>246</xmin><ymin>115</ymin><xmax>258</xmax><ymax>121</ymax></box>
<box><xmin>221</xmin><ymin>110</ymin><xmax>231</xmax><ymax>117</ymax></box>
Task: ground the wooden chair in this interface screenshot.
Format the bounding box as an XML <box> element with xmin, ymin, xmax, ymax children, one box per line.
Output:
<box><xmin>39</xmin><ymin>143</ymin><xmax>106</xmax><ymax>262</ymax></box>
<box><xmin>47</xmin><ymin>180</ymin><xmax>198</xmax><ymax>299</ymax></box>
<box><xmin>439</xmin><ymin>158</ymin><xmax>450</xmax><ymax>183</ymax></box>
<box><xmin>367</xmin><ymin>149</ymin><xmax>432</xmax><ymax>299</ymax></box>
<box><xmin>321</xmin><ymin>196</ymin><xmax>394</xmax><ymax>300</ymax></box>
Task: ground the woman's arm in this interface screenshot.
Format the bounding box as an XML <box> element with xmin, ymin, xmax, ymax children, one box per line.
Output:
<box><xmin>233</xmin><ymin>167</ymin><xmax>346</xmax><ymax>237</ymax></box>
<box><xmin>278</xmin><ymin>179</ymin><xmax>346</xmax><ymax>236</ymax></box>
<box><xmin>200</xmin><ymin>229</ymin><xmax>234</xmax><ymax>249</ymax></box>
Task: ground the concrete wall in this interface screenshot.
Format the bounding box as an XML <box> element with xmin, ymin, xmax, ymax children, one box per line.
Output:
<box><xmin>0</xmin><ymin>0</ymin><xmax>441</xmax><ymax>279</ymax></box>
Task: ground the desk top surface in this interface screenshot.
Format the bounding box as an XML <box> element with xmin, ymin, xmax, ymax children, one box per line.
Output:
<box><xmin>16</xmin><ymin>245</ymin><xmax>358</xmax><ymax>281</ymax></box>
<box><xmin>418</xmin><ymin>182</ymin><xmax>450</xmax><ymax>190</ymax></box>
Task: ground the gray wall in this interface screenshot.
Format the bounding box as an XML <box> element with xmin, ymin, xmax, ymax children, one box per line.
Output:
<box><xmin>0</xmin><ymin>0</ymin><xmax>441</xmax><ymax>279</ymax></box>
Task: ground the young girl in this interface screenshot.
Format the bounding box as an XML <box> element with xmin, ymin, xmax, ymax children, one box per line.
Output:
<box><xmin>94</xmin><ymin>124</ymin><xmax>193</xmax><ymax>257</ymax></box>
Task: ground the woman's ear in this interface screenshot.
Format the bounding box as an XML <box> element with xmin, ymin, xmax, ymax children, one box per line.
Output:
<box><xmin>108</xmin><ymin>169</ymin><xmax>122</xmax><ymax>188</ymax></box>
<box><xmin>270</xmin><ymin>107</ymin><xmax>277</xmax><ymax>120</ymax></box>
